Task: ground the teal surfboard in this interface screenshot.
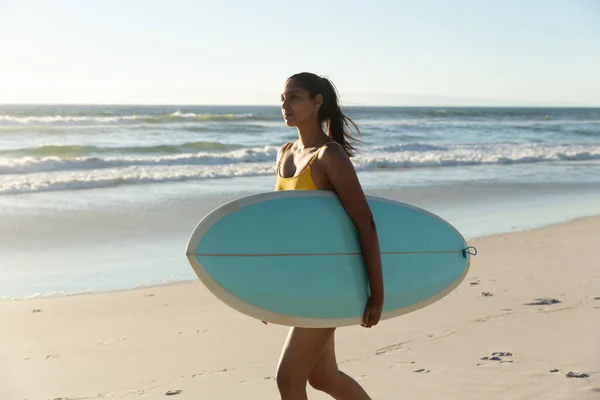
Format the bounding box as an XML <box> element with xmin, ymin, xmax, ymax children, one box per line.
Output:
<box><xmin>185</xmin><ymin>191</ymin><xmax>475</xmax><ymax>328</ymax></box>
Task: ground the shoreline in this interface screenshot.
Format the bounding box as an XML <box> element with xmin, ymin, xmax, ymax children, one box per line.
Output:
<box><xmin>2</xmin><ymin>213</ymin><xmax>599</xmax><ymax>304</ymax></box>
<box><xmin>2</xmin><ymin>182</ymin><xmax>600</xmax><ymax>301</ymax></box>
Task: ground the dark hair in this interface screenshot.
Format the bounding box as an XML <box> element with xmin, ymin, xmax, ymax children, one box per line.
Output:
<box><xmin>288</xmin><ymin>72</ymin><xmax>362</xmax><ymax>157</ymax></box>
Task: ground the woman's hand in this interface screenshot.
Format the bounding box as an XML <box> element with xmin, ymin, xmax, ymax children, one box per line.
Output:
<box><xmin>361</xmin><ymin>296</ymin><xmax>383</xmax><ymax>328</ymax></box>
<box><xmin>318</xmin><ymin>143</ymin><xmax>385</xmax><ymax>329</ymax></box>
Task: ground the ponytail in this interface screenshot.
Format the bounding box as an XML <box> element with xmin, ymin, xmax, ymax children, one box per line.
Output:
<box><xmin>287</xmin><ymin>73</ymin><xmax>362</xmax><ymax>157</ymax></box>
<box><xmin>320</xmin><ymin>77</ymin><xmax>362</xmax><ymax>157</ymax></box>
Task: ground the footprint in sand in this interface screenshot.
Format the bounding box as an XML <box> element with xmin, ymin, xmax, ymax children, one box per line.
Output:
<box><xmin>389</xmin><ymin>361</ymin><xmax>416</xmax><ymax>369</ymax></box>
<box><xmin>475</xmin><ymin>311</ymin><xmax>515</xmax><ymax>323</ymax></box>
<box><xmin>241</xmin><ymin>376</ymin><xmax>274</xmax><ymax>384</ymax></box>
<box><xmin>413</xmin><ymin>369</ymin><xmax>430</xmax><ymax>374</ymax></box>
<box><xmin>177</xmin><ymin>329</ymin><xmax>207</xmax><ymax>335</ymax></box>
<box><xmin>566</xmin><ymin>371</ymin><xmax>589</xmax><ymax>379</ymax></box>
<box><xmin>481</xmin><ymin>359</ymin><xmax>514</xmax><ymax>365</ymax></box>
<box><xmin>478</xmin><ymin>352</ymin><xmax>514</xmax><ymax>366</ymax></box>
<box><xmin>524</xmin><ymin>298</ymin><xmax>561</xmax><ymax>306</ymax></box>
<box><xmin>481</xmin><ymin>356</ymin><xmax>502</xmax><ymax>361</ymax></box>
<box><xmin>192</xmin><ymin>368</ymin><xmax>231</xmax><ymax>378</ymax></box>
<box><xmin>481</xmin><ymin>292</ymin><xmax>493</xmax><ymax>297</ymax></box>
<box><xmin>32</xmin><ymin>309</ymin><xmax>42</xmax><ymax>313</ymax></box>
<box><xmin>46</xmin><ymin>354</ymin><xmax>60</xmax><ymax>359</ymax></box>
<box><xmin>374</xmin><ymin>341</ymin><xmax>412</xmax><ymax>356</ymax></box>
<box><xmin>550</xmin><ymin>369</ymin><xmax>560</xmax><ymax>373</ymax></box>
<box><xmin>165</xmin><ymin>389</ymin><xmax>182</xmax><ymax>395</ymax></box>
<box><xmin>469</xmin><ymin>280</ymin><xmax>480</xmax><ymax>287</ymax></box>
<box><xmin>424</xmin><ymin>330</ymin><xmax>456</xmax><ymax>343</ymax></box>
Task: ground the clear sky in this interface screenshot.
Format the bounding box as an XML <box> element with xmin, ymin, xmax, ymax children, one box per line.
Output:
<box><xmin>1</xmin><ymin>0</ymin><xmax>599</xmax><ymax>106</ymax></box>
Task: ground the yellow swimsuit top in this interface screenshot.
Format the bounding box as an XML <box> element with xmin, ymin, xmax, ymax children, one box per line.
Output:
<box><xmin>275</xmin><ymin>142</ymin><xmax>322</xmax><ymax>191</ymax></box>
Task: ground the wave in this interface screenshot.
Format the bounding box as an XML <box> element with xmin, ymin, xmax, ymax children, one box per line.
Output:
<box><xmin>0</xmin><ymin>112</ymin><xmax>282</xmax><ymax>125</ymax></box>
<box><xmin>1</xmin><ymin>141</ymin><xmax>244</xmax><ymax>157</ymax></box>
<box><xmin>418</xmin><ymin>108</ymin><xmax>600</xmax><ymax>120</ymax></box>
<box><xmin>355</xmin><ymin>143</ymin><xmax>600</xmax><ymax>169</ymax></box>
<box><xmin>0</xmin><ymin>146</ymin><xmax>279</xmax><ymax>174</ymax></box>
<box><xmin>361</xmin><ymin>118</ymin><xmax>600</xmax><ymax>129</ymax></box>
<box><xmin>2</xmin><ymin>144</ymin><xmax>600</xmax><ymax>195</ymax></box>
<box><xmin>0</xmin><ymin>163</ymin><xmax>276</xmax><ymax>195</ymax></box>
<box><xmin>2</xmin><ymin>143</ymin><xmax>600</xmax><ymax>175</ymax></box>
<box><xmin>373</xmin><ymin>143</ymin><xmax>448</xmax><ymax>152</ymax></box>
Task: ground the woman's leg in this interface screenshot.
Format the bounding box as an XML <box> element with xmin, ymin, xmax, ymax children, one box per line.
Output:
<box><xmin>276</xmin><ymin>327</ymin><xmax>336</xmax><ymax>400</ymax></box>
<box><xmin>307</xmin><ymin>332</ymin><xmax>372</xmax><ymax>399</ymax></box>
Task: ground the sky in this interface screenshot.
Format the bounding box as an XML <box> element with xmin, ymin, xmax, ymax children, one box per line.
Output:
<box><xmin>0</xmin><ymin>0</ymin><xmax>599</xmax><ymax>106</ymax></box>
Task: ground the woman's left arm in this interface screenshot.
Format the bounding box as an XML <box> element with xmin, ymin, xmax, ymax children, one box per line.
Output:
<box><xmin>319</xmin><ymin>143</ymin><xmax>384</xmax><ymax>328</ymax></box>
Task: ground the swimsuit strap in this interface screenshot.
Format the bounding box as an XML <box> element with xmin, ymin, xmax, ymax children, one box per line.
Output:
<box><xmin>276</xmin><ymin>142</ymin><xmax>293</xmax><ymax>173</ymax></box>
<box><xmin>307</xmin><ymin>145</ymin><xmax>325</xmax><ymax>168</ymax></box>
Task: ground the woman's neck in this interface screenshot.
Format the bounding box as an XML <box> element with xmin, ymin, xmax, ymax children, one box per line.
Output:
<box><xmin>295</xmin><ymin>122</ymin><xmax>329</xmax><ymax>149</ymax></box>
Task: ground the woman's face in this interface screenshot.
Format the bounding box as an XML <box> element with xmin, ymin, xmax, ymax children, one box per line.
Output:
<box><xmin>280</xmin><ymin>79</ymin><xmax>320</xmax><ymax>127</ymax></box>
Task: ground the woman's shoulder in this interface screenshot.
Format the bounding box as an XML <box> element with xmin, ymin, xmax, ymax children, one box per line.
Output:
<box><xmin>315</xmin><ymin>141</ymin><xmax>353</xmax><ymax>173</ymax></box>
<box><xmin>276</xmin><ymin>141</ymin><xmax>294</xmax><ymax>162</ymax></box>
<box><xmin>318</xmin><ymin>141</ymin><xmax>349</xmax><ymax>161</ymax></box>
<box><xmin>278</xmin><ymin>141</ymin><xmax>294</xmax><ymax>153</ymax></box>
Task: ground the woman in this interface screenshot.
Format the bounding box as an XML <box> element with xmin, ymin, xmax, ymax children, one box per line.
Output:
<box><xmin>271</xmin><ymin>72</ymin><xmax>384</xmax><ymax>400</ymax></box>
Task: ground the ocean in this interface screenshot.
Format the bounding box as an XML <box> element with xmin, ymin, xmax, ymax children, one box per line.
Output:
<box><xmin>2</xmin><ymin>105</ymin><xmax>600</xmax><ymax>299</ymax></box>
<box><xmin>1</xmin><ymin>105</ymin><xmax>600</xmax><ymax>196</ymax></box>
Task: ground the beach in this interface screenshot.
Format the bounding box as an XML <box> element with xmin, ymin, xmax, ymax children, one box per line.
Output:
<box><xmin>1</xmin><ymin>105</ymin><xmax>600</xmax><ymax>399</ymax></box>
<box><xmin>1</xmin><ymin>214</ymin><xmax>599</xmax><ymax>399</ymax></box>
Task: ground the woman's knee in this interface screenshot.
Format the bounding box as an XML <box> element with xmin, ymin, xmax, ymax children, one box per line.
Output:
<box><xmin>276</xmin><ymin>364</ymin><xmax>307</xmax><ymax>392</ymax></box>
<box><xmin>308</xmin><ymin>373</ymin><xmax>338</xmax><ymax>393</ymax></box>
<box><xmin>275</xmin><ymin>327</ymin><xmax>336</xmax><ymax>393</ymax></box>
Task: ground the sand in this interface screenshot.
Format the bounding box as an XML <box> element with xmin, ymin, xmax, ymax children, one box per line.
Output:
<box><xmin>1</xmin><ymin>216</ymin><xmax>599</xmax><ymax>400</ymax></box>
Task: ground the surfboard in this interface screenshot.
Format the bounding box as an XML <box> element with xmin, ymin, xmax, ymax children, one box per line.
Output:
<box><xmin>185</xmin><ymin>190</ymin><xmax>475</xmax><ymax>328</ymax></box>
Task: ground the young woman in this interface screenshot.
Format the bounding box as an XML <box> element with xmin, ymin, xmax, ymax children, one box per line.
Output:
<box><xmin>271</xmin><ymin>72</ymin><xmax>384</xmax><ymax>400</ymax></box>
